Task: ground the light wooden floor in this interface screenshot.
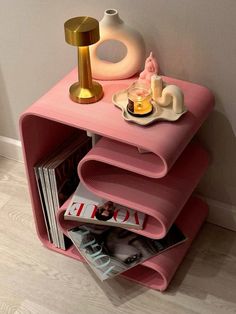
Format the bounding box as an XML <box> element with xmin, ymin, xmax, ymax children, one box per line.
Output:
<box><xmin>0</xmin><ymin>156</ymin><xmax>236</xmax><ymax>314</ymax></box>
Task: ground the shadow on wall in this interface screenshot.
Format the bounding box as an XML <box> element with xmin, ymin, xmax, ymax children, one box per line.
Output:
<box><xmin>196</xmin><ymin>108</ymin><xmax>236</xmax><ymax>206</ymax></box>
<box><xmin>0</xmin><ymin>66</ymin><xmax>16</xmax><ymax>138</ymax></box>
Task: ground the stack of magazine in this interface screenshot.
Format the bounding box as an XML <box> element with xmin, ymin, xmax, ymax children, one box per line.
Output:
<box><xmin>34</xmin><ymin>133</ymin><xmax>92</xmax><ymax>250</ymax></box>
<box><xmin>65</xmin><ymin>183</ymin><xmax>187</xmax><ymax>281</ymax></box>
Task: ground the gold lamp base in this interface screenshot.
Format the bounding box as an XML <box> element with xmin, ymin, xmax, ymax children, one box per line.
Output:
<box><xmin>69</xmin><ymin>81</ymin><xmax>103</xmax><ymax>104</ymax></box>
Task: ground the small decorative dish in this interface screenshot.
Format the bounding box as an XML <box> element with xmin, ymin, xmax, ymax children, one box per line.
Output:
<box><xmin>112</xmin><ymin>85</ymin><xmax>187</xmax><ymax>126</ymax></box>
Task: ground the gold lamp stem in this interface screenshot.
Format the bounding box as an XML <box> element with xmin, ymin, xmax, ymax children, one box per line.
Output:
<box><xmin>78</xmin><ymin>46</ymin><xmax>92</xmax><ymax>89</ymax></box>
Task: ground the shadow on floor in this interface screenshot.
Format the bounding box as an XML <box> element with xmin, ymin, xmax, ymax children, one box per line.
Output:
<box><xmin>165</xmin><ymin>223</ymin><xmax>236</xmax><ymax>304</ymax></box>
<box><xmin>82</xmin><ymin>222</ymin><xmax>236</xmax><ymax>308</ymax></box>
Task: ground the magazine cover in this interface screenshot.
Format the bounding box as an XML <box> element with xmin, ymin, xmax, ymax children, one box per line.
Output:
<box><xmin>68</xmin><ymin>223</ymin><xmax>187</xmax><ymax>281</ymax></box>
<box><xmin>64</xmin><ymin>183</ymin><xmax>146</xmax><ymax>230</ymax></box>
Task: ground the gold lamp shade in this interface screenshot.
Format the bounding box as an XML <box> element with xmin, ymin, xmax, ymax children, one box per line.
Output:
<box><xmin>64</xmin><ymin>17</ymin><xmax>103</xmax><ymax>104</ymax></box>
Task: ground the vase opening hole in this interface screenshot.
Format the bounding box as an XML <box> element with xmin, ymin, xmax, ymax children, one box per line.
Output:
<box><xmin>96</xmin><ymin>40</ymin><xmax>127</xmax><ymax>63</ymax></box>
<box><xmin>105</xmin><ymin>9</ymin><xmax>118</xmax><ymax>15</ymax></box>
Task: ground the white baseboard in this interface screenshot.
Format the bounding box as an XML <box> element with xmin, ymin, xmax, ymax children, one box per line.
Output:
<box><xmin>0</xmin><ymin>136</ymin><xmax>23</xmax><ymax>162</ymax></box>
<box><xmin>198</xmin><ymin>195</ymin><xmax>236</xmax><ymax>232</ymax></box>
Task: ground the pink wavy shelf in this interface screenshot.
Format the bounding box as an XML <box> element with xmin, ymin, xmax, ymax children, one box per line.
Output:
<box><xmin>56</xmin><ymin>196</ymin><xmax>208</xmax><ymax>291</ymax></box>
<box><xmin>78</xmin><ymin>138</ymin><xmax>209</xmax><ymax>239</ymax></box>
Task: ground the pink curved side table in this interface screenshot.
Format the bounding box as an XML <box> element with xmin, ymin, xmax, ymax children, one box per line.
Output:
<box><xmin>19</xmin><ymin>68</ymin><xmax>214</xmax><ymax>291</ymax></box>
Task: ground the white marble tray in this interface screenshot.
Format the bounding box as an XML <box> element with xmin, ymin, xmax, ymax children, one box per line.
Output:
<box><xmin>112</xmin><ymin>86</ymin><xmax>187</xmax><ymax>126</ymax></box>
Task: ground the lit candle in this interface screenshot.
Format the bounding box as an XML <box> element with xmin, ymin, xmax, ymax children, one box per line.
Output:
<box><xmin>127</xmin><ymin>82</ymin><xmax>153</xmax><ymax>117</ymax></box>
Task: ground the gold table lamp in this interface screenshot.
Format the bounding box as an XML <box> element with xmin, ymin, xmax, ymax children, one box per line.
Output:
<box><xmin>64</xmin><ymin>17</ymin><xmax>103</xmax><ymax>104</ymax></box>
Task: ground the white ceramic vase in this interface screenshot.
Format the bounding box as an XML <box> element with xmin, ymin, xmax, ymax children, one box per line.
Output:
<box><xmin>90</xmin><ymin>9</ymin><xmax>145</xmax><ymax>80</ymax></box>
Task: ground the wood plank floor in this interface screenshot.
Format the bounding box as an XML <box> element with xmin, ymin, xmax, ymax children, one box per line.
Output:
<box><xmin>0</xmin><ymin>156</ymin><xmax>236</xmax><ymax>314</ymax></box>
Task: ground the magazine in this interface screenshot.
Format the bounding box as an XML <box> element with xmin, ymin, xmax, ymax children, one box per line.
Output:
<box><xmin>46</xmin><ymin>135</ymin><xmax>91</xmax><ymax>250</ymax></box>
<box><xmin>34</xmin><ymin>132</ymin><xmax>92</xmax><ymax>249</ymax></box>
<box><xmin>64</xmin><ymin>183</ymin><xmax>146</xmax><ymax>230</ymax></box>
<box><xmin>68</xmin><ymin>223</ymin><xmax>187</xmax><ymax>281</ymax></box>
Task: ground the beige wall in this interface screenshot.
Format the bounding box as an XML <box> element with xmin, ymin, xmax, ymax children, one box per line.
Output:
<box><xmin>0</xmin><ymin>0</ymin><xmax>235</xmax><ymax>205</ymax></box>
